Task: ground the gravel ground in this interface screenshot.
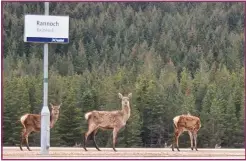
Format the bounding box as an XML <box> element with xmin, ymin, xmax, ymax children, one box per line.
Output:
<box><xmin>2</xmin><ymin>147</ymin><xmax>245</xmax><ymax>159</ymax></box>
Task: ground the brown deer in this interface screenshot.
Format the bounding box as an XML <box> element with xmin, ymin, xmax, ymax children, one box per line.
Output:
<box><xmin>19</xmin><ymin>103</ymin><xmax>62</xmax><ymax>151</ymax></box>
<box><xmin>172</xmin><ymin>112</ymin><xmax>201</xmax><ymax>151</ymax></box>
<box><xmin>83</xmin><ymin>93</ymin><xmax>132</xmax><ymax>152</ymax></box>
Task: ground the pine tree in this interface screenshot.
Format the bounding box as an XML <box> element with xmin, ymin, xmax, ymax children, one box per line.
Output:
<box><xmin>56</xmin><ymin>76</ymin><xmax>82</xmax><ymax>146</ymax></box>
<box><xmin>222</xmin><ymin>95</ymin><xmax>238</xmax><ymax>147</ymax></box>
<box><xmin>3</xmin><ymin>77</ymin><xmax>30</xmax><ymax>145</ymax></box>
<box><xmin>124</xmin><ymin>96</ymin><xmax>142</xmax><ymax>147</ymax></box>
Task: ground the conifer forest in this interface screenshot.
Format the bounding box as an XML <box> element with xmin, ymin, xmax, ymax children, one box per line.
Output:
<box><xmin>2</xmin><ymin>2</ymin><xmax>245</xmax><ymax>148</ymax></box>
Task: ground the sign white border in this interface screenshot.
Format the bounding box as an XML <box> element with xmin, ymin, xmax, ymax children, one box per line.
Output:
<box><xmin>24</xmin><ymin>14</ymin><xmax>69</xmax><ymax>43</ymax></box>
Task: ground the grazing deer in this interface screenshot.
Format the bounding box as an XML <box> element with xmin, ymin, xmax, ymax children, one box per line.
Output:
<box><xmin>83</xmin><ymin>93</ymin><xmax>132</xmax><ymax>152</ymax></box>
<box><xmin>172</xmin><ymin>112</ymin><xmax>201</xmax><ymax>151</ymax></box>
<box><xmin>19</xmin><ymin>103</ymin><xmax>62</xmax><ymax>151</ymax></box>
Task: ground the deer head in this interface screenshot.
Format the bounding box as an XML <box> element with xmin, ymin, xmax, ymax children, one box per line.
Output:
<box><xmin>118</xmin><ymin>93</ymin><xmax>132</xmax><ymax>107</ymax></box>
<box><xmin>50</xmin><ymin>103</ymin><xmax>62</xmax><ymax>116</ymax></box>
<box><xmin>49</xmin><ymin>103</ymin><xmax>62</xmax><ymax>128</ymax></box>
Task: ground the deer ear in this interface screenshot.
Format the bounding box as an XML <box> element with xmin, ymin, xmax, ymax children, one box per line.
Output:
<box><xmin>58</xmin><ymin>103</ymin><xmax>62</xmax><ymax>109</ymax></box>
<box><xmin>118</xmin><ymin>93</ymin><xmax>123</xmax><ymax>99</ymax></box>
<box><xmin>128</xmin><ymin>93</ymin><xmax>132</xmax><ymax>98</ymax></box>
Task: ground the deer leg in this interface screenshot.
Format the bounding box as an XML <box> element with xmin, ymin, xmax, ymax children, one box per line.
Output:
<box><xmin>176</xmin><ymin>132</ymin><xmax>181</xmax><ymax>152</ymax></box>
<box><xmin>193</xmin><ymin>132</ymin><xmax>198</xmax><ymax>151</ymax></box>
<box><xmin>83</xmin><ymin>133</ymin><xmax>88</xmax><ymax>151</ymax></box>
<box><xmin>92</xmin><ymin>128</ymin><xmax>101</xmax><ymax>151</ymax></box>
<box><xmin>83</xmin><ymin>124</ymin><xmax>97</xmax><ymax>151</ymax></box>
<box><xmin>175</xmin><ymin>129</ymin><xmax>182</xmax><ymax>151</ymax></box>
<box><xmin>20</xmin><ymin>137</ymin><xmax>24</xmax><ymax>151</ymax></box>
<box><xmin>188</xmin><ymin>131</ymin><xmax>194</xmax><ymax>150</ymax></box>
<box><xmin>19</xmin><ymin>129</ymin><xmax>26</xmax><ymax>151</ymax></box>
<box><xmin>24</xmin><ymin>130</ymin><xmax>32</xmax><ymax>151</ymax></box>
<box><xmin>112</xmin><ymin>128</ymin><xmax>120</xmax><ymax>152</ymax></box>
<box><xmin>172</xmin><ymin>128</ymin><xmax>182</xmax><ymax>151</ymax></box>
<box><xmin>172</xmin><ymin>129</ymin><xmax>176</xmax><ymax>151</ymax></box>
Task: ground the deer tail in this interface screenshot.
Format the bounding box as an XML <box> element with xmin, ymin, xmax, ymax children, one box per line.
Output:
<box><xmin>85</xmin><ymin>112</ymin><xmax>92</xmax><ymax>120</ymax></box>
<box><xmin>20</xmin><ymin>114</ymin><xmax>29</xmax><ymax>128</ymax></box>
<box><xmin>173</xmin><ymin>116</ymin><xmax>180</xmax><ymax>128</ymax></box>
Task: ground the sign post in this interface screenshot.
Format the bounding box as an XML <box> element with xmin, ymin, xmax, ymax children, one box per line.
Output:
<box><xmin>40</xmin><ymin>2</ymin><xmax>50</xmax><ymax>155</ymax></box>
<box><xmin>24</xmin><ymin>2</ymin><xmax>69</xmax><ymax>155</ymax></box>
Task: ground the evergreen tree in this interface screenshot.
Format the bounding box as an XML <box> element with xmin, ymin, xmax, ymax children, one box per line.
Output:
<box><xmin>56</xmin><ymin>76</ymin><xmax>82</xmax><ymax>146</ymax></box>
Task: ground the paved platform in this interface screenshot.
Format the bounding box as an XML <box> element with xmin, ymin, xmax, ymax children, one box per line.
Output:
<box><xmin>2</xmin><ymin>147</ymin><xmax>245</xmax><ymax>159</ymax></box>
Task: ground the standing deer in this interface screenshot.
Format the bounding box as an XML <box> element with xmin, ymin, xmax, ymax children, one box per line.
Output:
<box><xmin>83</xmin><ymin>93</ymin><xmax>132</xmax><ymax>152</ymax></box>
<box><xmin>172</xmin><ymin>112</ymin><xmax>201</xmax><ymax>151</ymax></box>
<box><xmin>19</xmin><ymin>103</ymin><xmax>62</xmax><ymax>151</ymax></box>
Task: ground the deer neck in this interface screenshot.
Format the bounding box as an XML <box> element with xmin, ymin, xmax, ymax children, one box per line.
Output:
<box><xmin>121</xmin><ymin>104</ymin><xmax>131</xmax><ymax>122</ymax></box>
<box><xmin>50</xmin><ymin>113</ymin><xmax>59</xmax><ymax>128</ymax></box>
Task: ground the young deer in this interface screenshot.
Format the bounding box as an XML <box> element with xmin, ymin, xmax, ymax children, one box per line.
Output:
<box><xmin>19</xmin><ymin>103</ymin><xmax>62</xmax><ymax>151</ymax></box>
<box><xmin>83</xmin><ymin>93</ymin><xmax>132</xmax><ymax>152</ymax></box>
<box><xmin>172</xmin><ymin>112</ymin><xmax>201</xmax><ymax>151</ymax></box>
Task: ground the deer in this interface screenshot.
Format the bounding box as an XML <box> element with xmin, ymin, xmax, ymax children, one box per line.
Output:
<box><xmin>19</xmin><ymin>103</ymin><xmax>62</xmax><ymax>151</ymax></box>
<box><xmin>83</xmin><ymin>93</ymin><xmax>132</xmax><ymax>152</ymax></box>
<box><xmin>172</xmin><ymin>112</ymin><xmax>201</xmax><ymax>151</ymax></box>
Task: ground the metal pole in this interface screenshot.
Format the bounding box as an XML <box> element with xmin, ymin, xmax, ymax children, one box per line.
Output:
<box><xmin>41</xmin><ymin>2</ymin><xmax>50</xmax><ymax>155</ymax></box>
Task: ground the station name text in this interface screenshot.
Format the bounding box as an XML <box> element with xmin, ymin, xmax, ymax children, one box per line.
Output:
<box><xmin>37</xmin><ymin>21</ymin><xmax>59</xmax><ymax>26</ymax></box>
<box><xmin>36</xmin><ymin>20</ymin><xmax>59</xmax><ymax>32</ymax></box>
